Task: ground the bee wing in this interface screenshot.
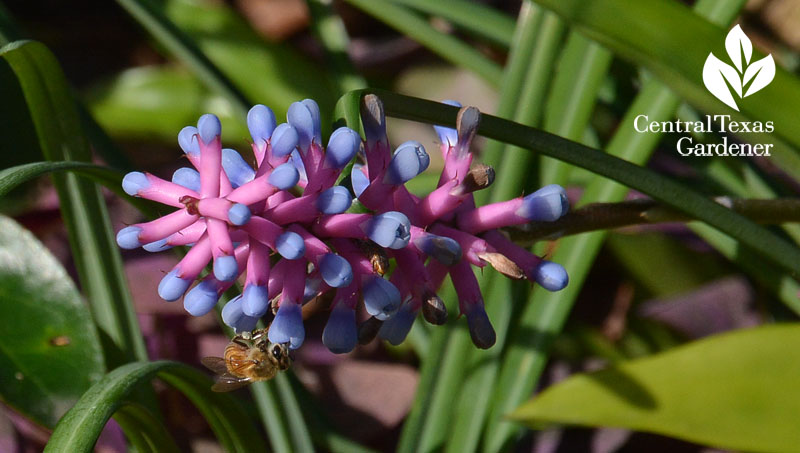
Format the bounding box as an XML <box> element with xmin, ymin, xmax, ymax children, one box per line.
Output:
<box><xmin>201</xmin><ymin>356</ymin><xmax>229</xmax><ymax>375</ymax></box>
<box><xmin>211</xmin><ymin>374</ymin><xmax>253</xmax><ymax>392</ymax></box>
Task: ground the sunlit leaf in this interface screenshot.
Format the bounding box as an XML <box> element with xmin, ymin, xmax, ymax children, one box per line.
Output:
<box><xmin>510</xmin><ymin>325</ymin><xmax>800</xmax><ymax>452</ymax></box>
<box><xmin>0</xmin><ymin>215</ymin><xmax>104</xmax><ymax>428</ymax></box>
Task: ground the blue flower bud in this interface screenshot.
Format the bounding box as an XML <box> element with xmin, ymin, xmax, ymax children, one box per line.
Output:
<box><xmin>227</xmin><ymin>203</ymin><xmax>251</xmax><ymax>226</ymax></box>
<box><xmin>465</xmin><ymin>306</ymin><xmax>495</xmax><ymax>349</ymax></box>
<box><xmin>184</xmin><ymin>279</ymin><xmax>221</xmax><ymax>316</ymax></box>
<box><xmin>268</xmin><ymin>162</ymin><xmax>299</xmax><ymax>190</ymax></box>
<box><xmin>319</xmin><ymin>253</ymin><xmax>353</xmax><ymax>288</ymax></box>
<box><xmin>362</xmin><ymin>276</ymin><xmax>401</xmax><ymax>320</ymax></box>
<box><xmin>378</xmin><ymin>303</ymin><xmax>416</xmax><ymax>345</ymax></box>
<box><xmin>303</xmin><ymin>277</ymin><xmax>322</xmax><ymax>303</ymax></box>
<box><xmin>326</xmin><ymin>127</ymin><xmax>360</xmax><ymax>168</ymax></box>
<box><xmin>290</xmin><ymin>149</ymin><xmax>307</xmax><ymax>181</ymax></box>
<box><xmin>116</xmin><ymin>226</ymin><xmax>142</xmax><ymax>249</ymax></box>
<box><xmin>268</xmin><ymin>302</ymin><xmax>305</xmax><ymax>349</ymax></box>
<box><xmin>158</xmin><ymin>269</ymin><xmax>193</xmax><ymax>301</ymax></box>
<box><xmin>213</xmin><ymin>255</ymin><xmax>238</xmax><ymax>282</ymax></box>
<box><xmin>433</xmin><ymin>100</ymin><xmax>461</xmax><ymax>147</ymax></box>
<box><xmin>287</xmin><ymin>101</ymin><xmax>319</xmax><ymax>150</ymax></box>
<box><xmin>247</xmin><ymin>104</ymin><xmax>276</xmax><ymax>148</ymax></box>
<box><xmin>122</xmin><ymin>171</ymin><xmax>149</xmax><ymax>197</ymax></box>
<box><xmin>178</xmin><ymin>126</ymin><xmax>200</xmax><ymax>156</ymax></box>
<box><xmin>301</xmin><ymin>99</ymin><xmax>322</xmax><ymax>144</ymax></box>
<box><xmin>367</xmin><ymin>211</ymin><xmax>411</xmax><ymax>249</ymax></box>
<box><xmin>242</xmin><ymin>284</ymin><xmax>270</xmax><ymax>317</ymax></box>
<box><xmin>172</xmin><ymin>167</ymin><xmax>201</xmax><ymax>192</ymax></box>
<box><xmin>316</xmin><ymin>186</ymin><xmax>352</xmax><ymax>214</ymax></box>
<box><xmin>221</xmin><ymin>295</ymin><xmax>245</xmax><ymax>328</ymax></box>
<box><xmin>414</xmin><ymin>234</ymin><xmax>462</xmax><ymax>266</ymax></box>
<box><xmin>143</xmin><ymin>238</ymin><xmax>172</xmax><ymax>252</ymax></box>
<box><xmin>275</xmin><ymin>231</ymin><xmax>305</xmax><ymax>260</ymax></box>
<box><xmin>351</xmin><ymin>164</ymin><xmax>369</xmax><ymax>198</ymax></box>
<box><xmin>517</xmin><ymin>184</ymin><xmax>569</xmax><ymax>221</ymax></box>
<box><xmin>535</xmin><ymin>261</ymin><xmax>568</xmax><ymax>291</ymax></box>
<box><xmin>197</xmin><ymin>113</ymin><xmax>221</xmax><ymax>144</ymax></box>
<box><xmin>386</xmin><ymin>141</ymin><xmax>429</xmax><ymax>185</ymax></box>
<box><xmin>233</xmin><ymin>315</ymin><xmax>259</xmax><ymax>333</ymax></box>
<box><xmin>221</xmin><ymin>148</ymin><xmax>255</xmax><ymax>188</ymax></box>
<box><xmin>270</xmin><ymin>123</ymin><xmax>299</xmax><ymax>158</ymax></box>
<box><xmin>322</xmin><ymin>304</ymin><xmax>357</xmax><ymax>354</ymax></box>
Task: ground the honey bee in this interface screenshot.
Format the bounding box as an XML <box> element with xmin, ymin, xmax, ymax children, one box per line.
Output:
<box><xmin>358</xmin><ymin>239</ymin><xmax>389</xmax><ymax>275</ymax></box>
<box><xmin>201</xmin><ymin>329</ymin><xmax>291</xmax><ymax>392</ymax></box>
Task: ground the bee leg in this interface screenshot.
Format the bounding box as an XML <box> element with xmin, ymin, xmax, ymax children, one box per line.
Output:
<box><xmin>240</xmin><ymin>331</ymin><xmax>252</xmax><ymax>341</ymax></box>
<box><xmin>231</xmin><ymin>337</ymin><xmax>250</xmax><ymax>348</ymax></box>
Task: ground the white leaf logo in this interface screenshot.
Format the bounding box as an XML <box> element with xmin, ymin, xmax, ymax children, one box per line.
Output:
<box><xmin>702</xmin><ymin>25</ymin><xmax>775</xmax><ymax>111</ymax></box>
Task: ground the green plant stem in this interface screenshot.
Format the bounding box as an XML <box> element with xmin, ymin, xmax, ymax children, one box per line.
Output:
<box><xmin>479</xmin><ymin>1</ymin><xmax>543</xmax><ymax>171</ymax></box>
<box><xmin>509</xmin><ymin>197</ymin><xmax>800</xmax><ymax>243</ymax></box>
<box><xmin>342</xmin><ymin>0</ymin><xmax>503</xmax><ymax>85</ymax></box>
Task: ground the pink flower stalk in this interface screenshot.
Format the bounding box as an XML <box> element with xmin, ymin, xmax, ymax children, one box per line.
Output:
<box><xmin>117</xmin><ymin>96</ymin><xmax>569</xmax><ymax>353</ymax></box>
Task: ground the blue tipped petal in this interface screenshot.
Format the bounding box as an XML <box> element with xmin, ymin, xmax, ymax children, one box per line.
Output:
<box><xmin>172</xmin><ymin>167</ymin><xmax>201</xmax><ymax>192</ymax></box>
<box><xmin>158</xmin><ymin>269</ymin><xmax>193</xmax><ymax>301</ymax></box>
<box><xmin>290</xmin><ymin>149</ymin><xmax>307</xmax><ymax>182</ymax></box>
<box><xmin>221</xmin><ymin>148</ymin><xmax>255</xmax><ymax>188</ymax></box>
<box><xmin>275</xmin><ymin>231</ymin><xmax>305</xmax><ymax>260</ymax></box>
<box><xmin>535</xmin><ymin>261</ymin><xmax>568</xmax><ymax>291</ymax></box>
<box><xmin>362</xmin><ymin>276</ymin><xmax>401</xmax><ymax>320</ymax></box>
<box><xmin>268</xmin><ymin>303</ymin><xmax>305</xmax><ymax>349</ymax></box>
<box><xmin>386</xmin><ymin>141</ymin><xmax>429</xmax><ymax>184</ymax></box>
<box><xmin>414</xmin><ymin>234</ymin><xmax>462</xmax><ymax>266</ymax></box>
<box><xmin>378</xmin><ymin>304</ymin><xmax>416</xmax><ymax>345</ymax></box>
<box><xmin>122</xmin><ymin>172</ymin><xmax>149</xmax><ymax>196</ymax></box>
<box><xmin>268</xmin><ymin>162</ymin><xmax>300</xmax><ymax>190</ymax></box>
<box><xmin>351</xmin><ymin>164</ymin><xmax>369</xmax><ymax>198</ymax></box>
<box><xmin>303</xmin><ymin>277</ymin><xmax>322</xmax><ymax>303</ymax></box>
<box><xmin>316</xmin><ymin>186</ymin><xmax>352</xmax><ymax>214</ymax></box>
<box><xmin>247</xmin><ymin>104</ymin><xmax>276</xmax><ymax>147</ymax></box>
<box><xmin>242</xmin><ymin>284</ymin><xmax>270</xmax><ymax>317</ymax></box>
<box><xmin>116</xmin><ymin>226</ymin><xmax>142</xmax><ymax>249</ymax></box>
<box><xmin>178</xmin><ymin>126</ymin><xmax>200</xmax><ymax>156</ymax></box>
<box><xmin>433</xmin><ymin>100</ymin><xmax>461</xmax><ymax>147</ymax></box>
<box><xmin>221</xmin><ymin>295</ymin><xmax>245</xmax><ymax>328</ymax></box>
<box><xmin>197</xmin><ymin>114</ymin><xmax>221</xmax><ymax>144</ymax></box>
<box><xmin>326</xmin><ymin>127</ymin><xmax>360</xmax><ymax>168</ymax></box>
<box><xmin>301</xmin><ymin>99</ymin><xmax>322</xmax><ymax>144</ymax></box>
<box><xmin>213</xmin><ymin>255</ymin><xmax>238</xmax><ymax>281</ymax></box>
<box><xmin>233</xmin><ymin>315</ymin><xmax>259</xmax><ymax>333</ymax></box>
<box><xmin>227</xmin><ymin>203</ymin><xmax>251</xmax><ymax>226</ymax></box>
<box><xmin>270</xmin><ymin>123</ymin><xmax>299</xmax><ymax>158</ymax></box>
<box><xmin>517</xmin><ymin>184</ymin><xmax>569</xmax><ymax>221</ymax></box>
<box><xmin>322</xmin><ymin>304</ymin><xmax>357</xmax><ymax>354</ymax></box>
<box><xmin>367</xmin><ymin>211</ymin><xmax>411</xmax><ymax>249</ymax></box>
<box><xmin>287</xmin><ymin>101</ymin><xmax>316</xmax><ymax>150</ymax></box>
<box><xmin>319</xmin><ymin>253</ymin><xmax>353</xmax><ymax>288</ymax></box>
<box><xmin>143</xmin><ymin>238</ymin><xmax>172</xmax><ymax>253</ymax></box>
<box><xmin>465</xmin><ymin>306</ymin><xmax>496</xmax><ymax>349</ymax></box>
<box><xmin>184</xmin><ymin>280</ymin><xmax>221</xmax><ymax>316</ymax></box>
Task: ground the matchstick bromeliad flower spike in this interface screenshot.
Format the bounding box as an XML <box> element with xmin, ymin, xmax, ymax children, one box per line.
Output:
<box><xmin>116</xmin><ymin>95</ymin><xmax>569</xmax><ymax>353</ymax></box>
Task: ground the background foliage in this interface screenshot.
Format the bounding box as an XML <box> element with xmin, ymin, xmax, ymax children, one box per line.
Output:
<box><xmin>1</xmin><ymin>0</ymin><xmax>800</xmax><ymax>451</ymax></box>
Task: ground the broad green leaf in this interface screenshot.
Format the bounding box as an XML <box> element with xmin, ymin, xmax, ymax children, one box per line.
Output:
<box><xmin>510</xmin><ymin>324</ymin><xmax>800</xmax><ymax>452</ymax></box>
<box><xmin>0</xmin><ymin>40</ymin><xmax>146</xmax><ymax>361</ymax></box>
<box><xmin>87</xmin><ymin>65</ymin><xmax>248</xmax><ymax>144</ymax></box>
<box><xmin>0</xmin><ymin>215</ymin><xmax>104</xmax><ymax>428</ymax></box>
<box><xmin>0</xmin><ymin>161</ymin><xmax>122</xmax><ymax>197</ymax></box>
<box><xmin>46</xmin><ymin>361</ymin><xmax>266</xmax><ymax>453</ymax></box>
